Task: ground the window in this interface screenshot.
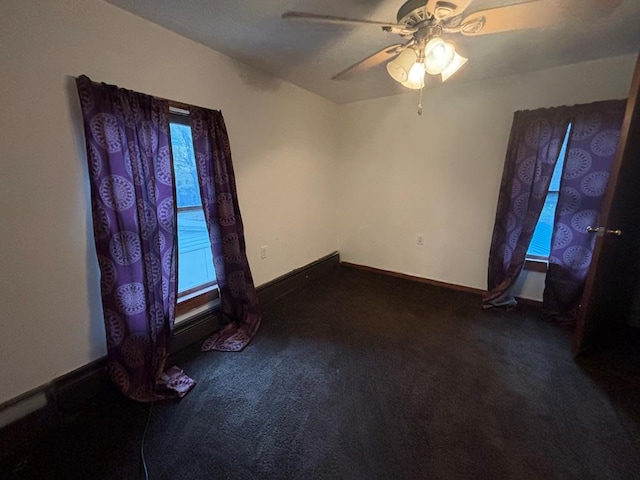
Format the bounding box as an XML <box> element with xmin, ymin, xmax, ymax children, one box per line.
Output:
<box><xmin>169</xmin><ymin>110</ymin><xmax>218</xmax><ymax>315</ymax></box>
<box><xmin>526</xmin><ymin>125</ymin><xmax>571</xmax><ymax>268</ymax></box>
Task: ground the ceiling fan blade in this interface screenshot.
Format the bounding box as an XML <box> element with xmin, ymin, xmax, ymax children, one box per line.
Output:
<box><xmin>332</xmin><ymin>44</ymin><xmax>407</xmax><ymax>81</ymax></box>
<box><xmin>426</xmin><ymin>0</ymin><xmax>475</xmax><ymax>20</ymax></box>
<box><xmin>282</xmin><ymin>11</ymin><xmax>416</xmax><ymax>34</ymax></box>
<box><xmin>459</xmin><ymin>0</ymin><xmax>623</xmax><ymax>36</ymax></box>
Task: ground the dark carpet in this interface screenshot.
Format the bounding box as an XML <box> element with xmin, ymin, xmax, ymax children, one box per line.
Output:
<box><xmin>4</xmin><ymin>265</ymin><xmax>640</xmax><ymax>479</ymax></box>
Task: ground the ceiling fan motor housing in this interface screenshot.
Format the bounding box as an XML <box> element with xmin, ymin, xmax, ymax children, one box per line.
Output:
<box><xmin>397</xmin><ymin>0</ymin><xmax>433</xmax><ymax>25</ymax></box>
<box><xmin>398</xmin><ymin>0</ymin><xmax>466</xmax><ymax>25</ymax></box>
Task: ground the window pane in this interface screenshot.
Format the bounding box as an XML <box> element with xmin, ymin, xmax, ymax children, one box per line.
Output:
<box><xmin>169</xmin><ymin>120</ymin><xmax>216</xmax><ymax>295</ymax></box>
<box><xmin>527</xmin><ymin>124</ymin><xmax>571</xmax><ymax>259</ymax></box>
<box><xmin>177</xmin><ymin>209</ymin><xmax>216</xmax><ymax>293</ymax></box>
<box><xmin>548</xmin><ymin>148</ymin><xmax>565</xmax><ymax>191</ymax></box>
<box><xmin>170</xmin><ymin>122</ymin><xmax>202</xmax><ymax>209</ymax></box>
<box><xmin>528</xmin><ymin>192</ymin><xmax>558</xmax><ymax>257</ymax></box>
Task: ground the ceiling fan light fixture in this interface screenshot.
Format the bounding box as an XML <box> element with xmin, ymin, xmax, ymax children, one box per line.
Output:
<box><xmin>386</xmin><ymin>48</ymin><xmax>418</xmax><ymax>83</ymax></box>
<box><xmin>424</xmin><ymin>37</ymin><xmax>455</xmax><ymax>75</ymax></box>
<box><xmin>440</xmin><ymin>51</ymin><xmax>468</xmax><ymax>82</ymax></box>
<box><xmin>402</xmin><ymin>61</ymin><xmax>426</xmax><ymax>90</ymax></box>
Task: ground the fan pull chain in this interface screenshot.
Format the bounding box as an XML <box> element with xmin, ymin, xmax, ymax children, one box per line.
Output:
<box><xmin>417</xmin><ymin>86</ymin><xmax>424</xmax><ymax>116</ymax></box>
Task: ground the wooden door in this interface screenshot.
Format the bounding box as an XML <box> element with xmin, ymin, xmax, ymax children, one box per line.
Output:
<box><xmin>573</xmin><ymin>53</ymin><xmax>640</xmax><ymax>355</ymax></box>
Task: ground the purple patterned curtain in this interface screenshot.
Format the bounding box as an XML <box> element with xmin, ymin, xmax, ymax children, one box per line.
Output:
<box><xmin>189</xmin><ymin>107</ymin><xmax>261</xmax><ymax>351</ymax></box>
<box><xmin>543</xmin><ymin>100</ymin><xmax>626</xmax><ymax>324</ymax></box>
<box><xmin>76</xmin><ymin>76</ymin><xmax>194</xmax><ymax>401</ymax></box>
<box><xmin>484</xmin><ymin>107</ymin><xmax>572</xmax><ymax>308</ymax></box>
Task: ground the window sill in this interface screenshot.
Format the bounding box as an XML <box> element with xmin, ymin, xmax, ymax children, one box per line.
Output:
<box><xmin>176</xmin><ymin>285</ymin><xmax>219</xmax><ymax>319</ymax></box>
<box><xmin>524</xmin><ymin>257</ymin><xmax>548</xmax><ymax>273</ymax></box>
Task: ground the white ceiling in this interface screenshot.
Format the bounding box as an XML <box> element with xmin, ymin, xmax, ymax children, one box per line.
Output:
<box><xmin>105</xmin><ymin>0</ymin><xmax>640</xmax><ymax>104</ymax></box>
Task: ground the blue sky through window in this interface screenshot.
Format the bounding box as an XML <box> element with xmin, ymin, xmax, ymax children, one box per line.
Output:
<box><xmin>527</xmin><ymin>126</ymin><xmax>571</xmax><ymax>258</ymax></box>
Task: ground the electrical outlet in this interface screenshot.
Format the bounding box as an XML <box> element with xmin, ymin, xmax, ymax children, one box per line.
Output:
<box><xmin>417</xmin><ymin>235</ymin><xmax>424</xmax><ymax>246</ymax></box>
<box><xmin>260</xmin><ymin>245</ymin><xmax>268</xmax><ymax>259</ymax></box>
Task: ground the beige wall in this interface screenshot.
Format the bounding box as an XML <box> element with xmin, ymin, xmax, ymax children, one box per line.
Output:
<box><xmin>0</xmin><ymin>0</ymin><xmax>339</xmax><ymax>406</ymax></box>
<box><xmin>336</xmin><ymin>55</ymin><xmax>636</xmax><ymax>300</ymax></box>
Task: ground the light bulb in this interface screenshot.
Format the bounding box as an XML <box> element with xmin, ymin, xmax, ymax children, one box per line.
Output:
<box><xmin>432</xmin><ymin>44</ymin><xmax>445</xmax><ymax>58</ymax></box>
<box><xmin>402</xmin><ymin>62</ymin><xmax>425</xmax><ymax>89</ymax></box>
<box><xmin>424</xmin><ymin>37</ymin><xmax>455</xmax><ymax>75</ymax></box>
<box><xmin>408</xmin><ymin>62</ymin><xmax>425</xmax><ymax>84</ymax></box>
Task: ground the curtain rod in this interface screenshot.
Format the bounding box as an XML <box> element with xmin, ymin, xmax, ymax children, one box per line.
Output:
<box><xmin>166</xmin><ymin>98</ymin><xmax>221</xmax><ymax>115</ymax></box>
<box><xmin>78</xmin><ymin>75</ymin><xmax>215</xmax><ymax>113</ymax></box>
<box><xmin>169</xmin><ymin>105</ymin><xmax>190</xmax><ymax>116</ymax></box>
<box><xmin>167</xmin><ymin>99</ymin><xmax>194</xmax><ymax>111</ymax></box>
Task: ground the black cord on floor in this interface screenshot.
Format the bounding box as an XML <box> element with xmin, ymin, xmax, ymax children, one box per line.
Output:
<box><xmin>141</xmin><ymin>400</ymin><xmax>155</xmax><ymax>480</ymax></box>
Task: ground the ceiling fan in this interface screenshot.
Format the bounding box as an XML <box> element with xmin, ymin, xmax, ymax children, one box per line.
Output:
<box><xmin>282</xmin><ymin>0</ymin><xmax>622</xmax><ymax>90</ymax></box>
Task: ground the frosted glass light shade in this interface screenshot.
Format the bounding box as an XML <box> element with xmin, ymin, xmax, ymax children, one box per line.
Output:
<box><xmin>402</xmin><ymin>62</ymin><xmax>425</xmax><ymax>89</ymax></box>
<box><xmin>386</xmin><ymin>48</ymin><xmax>418</xmax><ymax>83</ymax></box>
<box><xmin>441</xmin><ymin>52</ymin><xmax>468</xmax><ymax>82</ymax></box>
<box><xmin>424</xmin><ymin>37</ymin><xmax>455</xmax><ymax>75</ymax></box>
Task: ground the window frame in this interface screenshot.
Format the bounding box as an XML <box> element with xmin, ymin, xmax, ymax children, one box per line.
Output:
<box><xmin>524</xmin><ymin>257</ymin><xmax>549</xmax><ymax>272</ymax></box>
<box><xmin>168</xmin><ymin>107</ymin><xmax>219</xmax><ymax>317</ymax></box>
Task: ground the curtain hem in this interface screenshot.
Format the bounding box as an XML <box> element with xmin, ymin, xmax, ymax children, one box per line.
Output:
<box><xmin>201</xmin><ymin>315</ymin><xmax>262</xmax><ymax>352</ymax></box>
